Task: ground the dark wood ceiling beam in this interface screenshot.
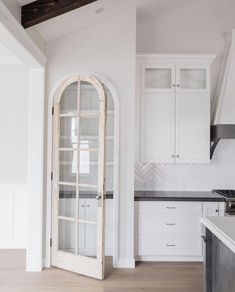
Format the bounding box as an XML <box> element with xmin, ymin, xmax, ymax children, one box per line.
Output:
<box><xmin>22</xmin><ymin>0</ymin><xmax>98</xmax><ymax>28</ymax></box>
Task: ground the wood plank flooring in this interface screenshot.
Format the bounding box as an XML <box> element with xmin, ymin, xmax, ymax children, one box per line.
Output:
<box><xmin>0</xmin><ymin>250</ymin><xmax>203</xmax><ymax>292</ymax></box>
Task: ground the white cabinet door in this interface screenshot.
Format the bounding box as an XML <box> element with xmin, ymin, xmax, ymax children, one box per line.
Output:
<box><xmin>175</xmin><ymin>91</ymin><xmax>210</xmax><ymax>163</ymax></box>
<box><xmin>175</xmin><ymin>65</ymin><xmax>210</xmax><ymax>163</ymax></box>
<box><xmin>141</xmin><ymin>91</ymin><xmax>175</xmax><ymax>162</ymax></box>
<box><xmin>141</xmin><ymin>64</ymin><xmax>176</xmax><ymax>163</ymax></box>
<box><xmin>203</xmin><ymin>203</ymin><xmax>220</xmax><ymax>217</ymax></box>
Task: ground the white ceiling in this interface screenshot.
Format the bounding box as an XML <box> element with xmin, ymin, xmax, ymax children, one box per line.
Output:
<box><xmin>17</xmin><ymin>0</ymin><xmax>199</xmax><ymax>42</ymax></box>
<box><xmin>0</xmin><ymin>43</ymin><xmax>21</xmax><ymax>64</ymax></box>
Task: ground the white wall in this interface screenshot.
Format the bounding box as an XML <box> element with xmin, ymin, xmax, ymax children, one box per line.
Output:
<box><xmin>136</xmin><ymin>0</ymin><xmax>235</xmax><ymax>100</ymax></box>
<box><xmin>0</xmin><ymin>64</ymin><xmax>29</xmax><ymax>248</ymax></box>
<box><xmin>46</xmin><ymin>8</ymin><xmax>136</xmax><ymax>267</ymax></box>
<box><xmin>0</xmin><ymin>64</ymin><xmax>29</xmax><ymax>183</ymax></box>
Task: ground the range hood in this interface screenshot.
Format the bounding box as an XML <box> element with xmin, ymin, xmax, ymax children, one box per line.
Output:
<box><xmin>211</xmin><ymin>30</ymin><xmax>235</xmax><ymax>159</ymax></box>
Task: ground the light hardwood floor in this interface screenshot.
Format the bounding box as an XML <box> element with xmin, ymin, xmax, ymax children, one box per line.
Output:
<box><xmin>0</xmin><ymin>250</ymin><xmax>203</xmax><ymax>292</ymax></box>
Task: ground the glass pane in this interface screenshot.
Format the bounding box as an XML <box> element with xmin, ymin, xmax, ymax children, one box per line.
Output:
<box><xmin>80</xmin><ymin>116</ymin><xmax>99</xmax><ymax>136</ymax></box>
<box><xmin>60</xmin><ymin>82</ymin><xmax>77</xmax><ymax>114</ymax></box>
<box><xmin>59</xmin><ymin>151</ymin><xmax>77</xmax><ymax>183</ymax></box>
<box><xmin>105</xmin><ymin>86</ymin><xmax>114</xmax><ymax>111</ymax></box>
<box><xmin>80</xmin><ymin>81</ymin><xmax>99</xmax><ymax>111</ymax></box>
<box><xmin>77</xmin><ymin>221</ymin><xmax>97</xmax><ymax>258</ymax></box>
<box><xmin>59</xmin><ymin>185</ymin><xmax>76</xmax><ymax>218</ymax></box>
<box><xmin>79</xmin><ymin>185</ymin><xmax>98</xmax><ymax>199</ymax></box>
<box><xmin>145</xmin><ymin>68</ymin><xmax>171</xmax><ymax>89</ymax></box>
<box><xmin>60</xmin><ymin>117</ymin><xmax>77</xmax><ymax>148</ymax></box>
<box><xmin>58</xmin><ymin>219</ymin><xmax>75</xmax><ymax>254</ymax></box>
<box><xmin>106</xmin><ymin>139</ymin><xmax>114</xmax><ymax>162</ymax></box>
<box><xmin>106</xmin><ymin>165</ymin><xmax>113</xmax><ymax>191</ymax></box>
<box><xmin>79</xmin><ymin>153</ymin><xmax>98</xmax><ymax>186</ymax></box>
<box><xmin>106</xmin><ymin>114</ymin><xmax>114</xmax><ymax>136</ymax></box>
<box><xmin>180</xmin><ymin>69</ymin><xmax>206</xmax><ymax>89</ymax></box>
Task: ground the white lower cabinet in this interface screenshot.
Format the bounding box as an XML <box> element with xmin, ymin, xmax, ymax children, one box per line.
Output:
<box><xmin>135</xmin><ymin>201</ymin><xmax>224</xmax><ymax>261</ymax></box>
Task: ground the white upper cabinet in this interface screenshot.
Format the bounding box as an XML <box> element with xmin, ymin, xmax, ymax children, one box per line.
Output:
<box><xmin>137</xmin><ymin>54</ymin><xmax>215</xmax><ymax>164</ymax></box>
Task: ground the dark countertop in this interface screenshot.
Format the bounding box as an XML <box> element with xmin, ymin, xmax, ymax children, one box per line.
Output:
<box><xmin>134</xmin><ymin>190</ymin><xmax>226</xmax><ymax>202</ymax></box>
<box><xmin>60</xmin><ymin>190</ymin><xmax>225</xmax><ymax>202</ymax></box>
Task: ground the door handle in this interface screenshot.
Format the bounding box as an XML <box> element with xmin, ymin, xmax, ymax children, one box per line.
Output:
<box><xmin>96</xmin><ymin>194</ymin><xmax>102</xmax><ymax>200</ymax></box>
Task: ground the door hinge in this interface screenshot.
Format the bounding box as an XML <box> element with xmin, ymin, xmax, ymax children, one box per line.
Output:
<box><xmin>52</xmin><ymin>107</ymin><xmax>54</xmax><ymax>115</ymax></box>
<box><xmin>50</xmin><ymin>238</ymin><xmax>52</xmax><ymax>247</ymax></box>
<box><xmin>51</xmin><ymin>172</ymin><xmax>53</xmax><ymax>180</ymax></box>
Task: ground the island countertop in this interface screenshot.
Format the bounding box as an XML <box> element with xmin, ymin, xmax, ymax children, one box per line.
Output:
<box><xmin>134</xmin><ymin>190</ymin><xmax>225</xmax><ymax>202</ymax></box>
<box><xmin>201</xmin><ymin>216</ymin><xmax>235</xmax><ymax>253</ymax></box>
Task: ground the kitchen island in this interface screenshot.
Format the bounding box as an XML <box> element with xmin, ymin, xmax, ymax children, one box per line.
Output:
<box><xmin>201</xmin><ymin>217</ymin><xmax>235</xmax><ymax>292</ymax></box>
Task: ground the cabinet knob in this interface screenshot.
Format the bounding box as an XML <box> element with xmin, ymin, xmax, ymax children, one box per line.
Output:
<box><xmin>172</xmin><ymin>155</ymin><xmax>175</xmax><ymax>158</ymax></box>
<box><xmin>177</xmin><ymin>84</ymin><xmax>180</xmax><ymax>87</ymax></box>
<box><xmin>172</xmin><ymin>84</ymin><xmax>176</xmax><ymax>87</ymax></box>
<box><xmin>176</xmin><ymin>155</ymin><xmax>180</xmax><ymax>158</ymax></box>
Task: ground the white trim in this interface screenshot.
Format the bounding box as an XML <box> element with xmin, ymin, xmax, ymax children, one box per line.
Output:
<box><xmin>116</xmin><ymin>258</ymin><xmax>136</xmax><ymax>268</ymax></box>
<box><xmin>26</xmin><ymin>69</ymin><xmax>45</xmax><ymax>272</ymax></box>
<box><xmin>135</xmin><ymin>256</ymin><xmax>203</xmax><ymax>262</ymax></box>
<box><xmin>136</xmin><ymin>53</ymin><xmax>216</xmax><ymax>64</ymax></box>
<box><xmin>45</xmin><ymin>72</ymin><xmax>120</xmax><ymax>269</ymax></box>
<box><xmin>0</xmin><ymin>2</ymin><xmax>46</xmax><ymax>68</ymax></box>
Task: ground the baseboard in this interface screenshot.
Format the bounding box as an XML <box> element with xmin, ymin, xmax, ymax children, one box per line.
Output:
<box><xmin>135</xmin><ymin>255</ymin><xmax>203</xmax><ymax>262</ymax></box>
<box><xmin>115</xmin><ymin>258</ymin><xmax>136</xmax><ymax>268</ymax></box>
<box><xmin>0</xmin><ymin>241</ymin><xmax>27</xmax><ymax>249</ymax></box>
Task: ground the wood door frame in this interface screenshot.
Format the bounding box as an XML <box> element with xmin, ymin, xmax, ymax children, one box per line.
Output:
<box><xmin>45</xmin><ymin>72</ymin><xmax>120</xmax><ymax>269</ymax></box>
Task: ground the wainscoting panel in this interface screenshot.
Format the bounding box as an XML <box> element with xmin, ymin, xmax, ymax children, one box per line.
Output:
<box><xmin>135</xmin><ymin>140</ymin><xmax>235</xmax><ymax>191</ymax></box>
<box><xmin>0</xmin><ymin>184</ymin><xmax>27</xmax><ymax>248</ymax></box>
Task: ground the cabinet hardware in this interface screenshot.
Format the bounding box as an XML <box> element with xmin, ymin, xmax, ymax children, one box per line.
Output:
<box><xmin>166</xmin><ymin>223</ymin><xmax>176</xmax><ymax>226</ymax></box>
<box><xmin>166</xmin><ymin>206</ymin><xmax>176</xmax><ymax>209</ymax></box>
<box><xmin>215</xmin><ymin>209</ymin><xmax>219</xmax><ymax>213</ymax></box>
<box><xmin>87</xmin><ymin>205</ymin><xmax>90</xmax><ymax>208</ymax></box>
<box><xmin>50</xmin><ymin>238</ymin><xmax>52</xmax><ymax>247</ymax></box>
<box><xmin>171</xmin><ymin>155</ymin><xmax>175</xmax><ymax>158</ymax></box>
<box><xmin>176</xmin><ymin>155</ymin><xmax>180</xmax><ymax>158</ymax></box>
<box><xmin>172</xmin><ymin>84</ymin><xmax>176</xmax><ymax>87</ymax></box>
<box><xmin>177</xmin><ymin>84</ymin><xmax>180</xmax><ymax>87</ymax></box>
<box><xmin>81</xmin><ymin>205</ymin><xmax>85</xmax><ymax>207</ymax></box>
<box><xmin>166</xmin><ymin>244</ymin><xmax>176</xmax><ymax>247</ymax></box>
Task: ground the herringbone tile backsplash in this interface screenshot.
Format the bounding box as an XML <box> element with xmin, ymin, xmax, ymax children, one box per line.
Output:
<box><xmin>135</xmin><ymin>140</ymin><xmax>235</xmax><ymax>191</ymax></box>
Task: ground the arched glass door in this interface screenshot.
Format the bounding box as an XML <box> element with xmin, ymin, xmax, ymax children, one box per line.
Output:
<box><xmin>52</xmin><ymin>75</ymin><xmax>107</xmax><ymax>279</ymax></box>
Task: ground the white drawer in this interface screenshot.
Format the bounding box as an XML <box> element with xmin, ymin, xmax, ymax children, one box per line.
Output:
<box><xmin>139</xmin><ymin>235</ymin><xmax>202</xmax><ymax>256</ymax></box>
<box><xmin>139</xmin><ymin>201</ymin><xmax>202</xmax><ymax>216</ymax></box>
<box><xmin>139</xmin><ymin>214</ymin><xmax>201</xmax><ymax>235</ymax></box>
